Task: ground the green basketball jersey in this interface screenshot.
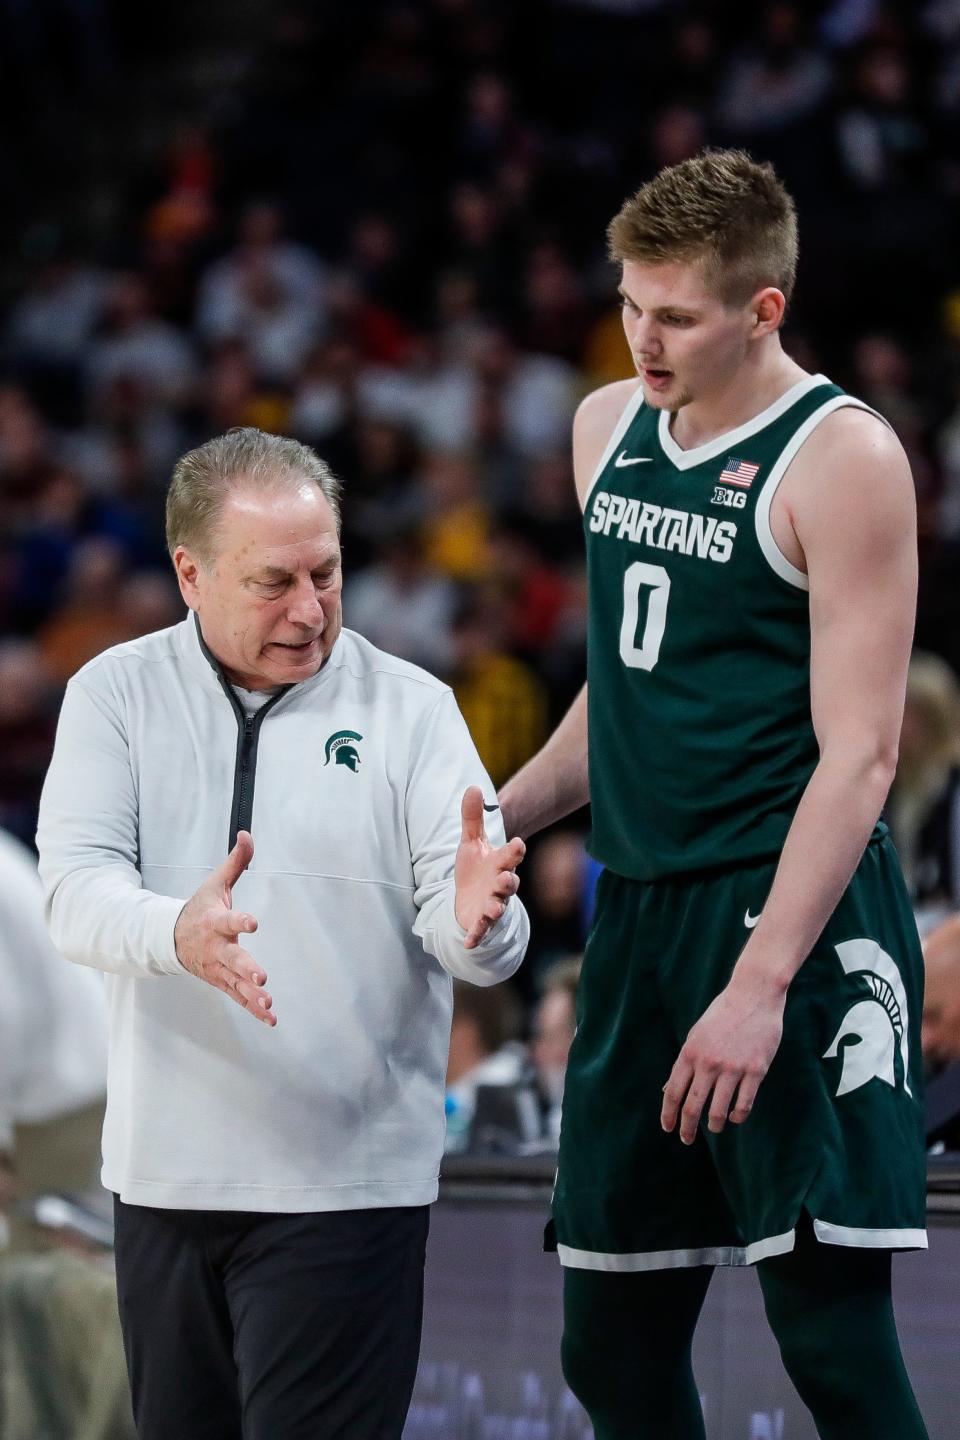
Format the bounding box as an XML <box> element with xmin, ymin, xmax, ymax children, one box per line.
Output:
<box><xmin>585</xmin><ymin>372</ymin><xmax>881</xmax><ymax>881</ymax></box>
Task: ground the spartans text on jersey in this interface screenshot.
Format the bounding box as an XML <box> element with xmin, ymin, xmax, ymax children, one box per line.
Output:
<box><xmin>588</xmin><ymin>489</ymin><xmax>736</xmax><ymax>563</ymax></box>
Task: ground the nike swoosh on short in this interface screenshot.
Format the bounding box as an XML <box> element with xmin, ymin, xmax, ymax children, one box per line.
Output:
<box><xmin>483</xmin><ymin>803</ymin><xmax>500</xmax><ymax>812</ymax></box>
<box><xmin>614</xmin><ymin>451</ymin><xmax>653</xmax><ymax>467</ymax></box>
<box><xmin>744</xmin><ymin>910</ymin><xmax>761</xmax><ymax>929</ymax></box>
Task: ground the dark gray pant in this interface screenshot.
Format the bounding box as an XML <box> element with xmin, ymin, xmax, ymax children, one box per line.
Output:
<box><xmin>113</xmin><ymin>1198</ymin><xmax>429</xmax><ymax>1440</ymax></box>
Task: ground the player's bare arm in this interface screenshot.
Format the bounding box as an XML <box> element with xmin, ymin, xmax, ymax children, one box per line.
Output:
<box><xmin>174</xmin><ymin>830</ymin><xmax>276</xmax><ymax>1026</ymax></box>
<box><xmin>662</xmin><ymin>409</ymin><xmax>917</xmax><ymax>1143</ymax></box>
<box><xmin>499</xmin><ymin>379</ymin><xmax>640</xmax><ymax>839</ymax></box>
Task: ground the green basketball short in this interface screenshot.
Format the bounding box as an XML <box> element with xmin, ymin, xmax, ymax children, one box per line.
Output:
<box><xmin>550</xmin><ymin>836</ymin><xmax>927</xmax><ymax>1271</ymax></box>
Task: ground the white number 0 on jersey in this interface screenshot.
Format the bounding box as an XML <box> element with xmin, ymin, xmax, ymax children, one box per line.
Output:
<box><xmin>619</xmin><ymin>561</ymin><xmax>671</xmax><ymax>671</ymax></box>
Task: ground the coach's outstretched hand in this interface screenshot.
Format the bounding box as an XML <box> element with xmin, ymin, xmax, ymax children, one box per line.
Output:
<box><xmin>455</xmin><ymin>787</ymin><xmax>526</xmax><ymax>950</ymax></box>
<box><xmin>174</xmin><ymin>831</ymin><xmax>276</xmax><ymax>1026</ymax></box>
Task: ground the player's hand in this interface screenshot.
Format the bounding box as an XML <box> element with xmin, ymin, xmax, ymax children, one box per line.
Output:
<box><xmin>454</xmin><ymin>786</ymin><xmax>526</xmax><ymax>949</ymax></box>
<box><xmin>174</xmin><ymin>831</ymin><xmax>276</xmax><ymax>1026</ymax></box>
<box><xmin>660</xmin><ymin>975</ymin><xmax>785</xmax><ymax>1144</ymax></box>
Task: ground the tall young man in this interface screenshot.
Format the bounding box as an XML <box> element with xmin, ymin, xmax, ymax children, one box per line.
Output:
<box><xmin>500</xmin><ymin>150</ymin><xmax>929</xmax><ymax>1438</ymax></box>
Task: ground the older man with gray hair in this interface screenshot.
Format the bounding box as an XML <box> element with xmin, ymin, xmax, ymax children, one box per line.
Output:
<box><xmin>36</xmin><ymin>427</ymin><xmax>529</xmax><ymax>1440</ymax></box>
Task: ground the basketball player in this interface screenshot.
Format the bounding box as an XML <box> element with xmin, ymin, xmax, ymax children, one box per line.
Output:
<box><xmin>499</xmin><ymin>150</ymin><xmax>929</xmax><ymax>1438</ymax></box>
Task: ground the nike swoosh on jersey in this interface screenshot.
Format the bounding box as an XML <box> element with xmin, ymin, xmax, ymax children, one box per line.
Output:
<box><xmin>614</xmin><ymin>450</ymin><xmax>653</xmax><ymax>467</ymax></box>
<box><xmin>744</xmin><ymin>910</ymin><xmax>761</xmax><ymax>929</ymax></box>
<box><xmin>483</xmin><ymin>803</ymin><xmax>500</xmax><ymax>812</ymax></box>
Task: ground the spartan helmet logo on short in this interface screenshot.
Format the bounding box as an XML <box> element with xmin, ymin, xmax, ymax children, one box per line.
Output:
<box><xmin>323</xmin><ymin>730</ymin><xmax>363</xmax><ymax>772</ymax></box>
<box><xmin>823</xmin><ymin>938</ymin><xmax>913</xmax><ymax>1099</ymax></box>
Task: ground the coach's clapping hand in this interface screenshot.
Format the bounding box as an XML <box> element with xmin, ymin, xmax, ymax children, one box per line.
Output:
<box><xmin>455</xmin><ymin>787</ymin><xmax>526</xmax><ymax>950</ymax></box>
<box><xmin>174</xmin><ymin>831</ymin><xmax>276</xmax><ymax>1026</ymax></box>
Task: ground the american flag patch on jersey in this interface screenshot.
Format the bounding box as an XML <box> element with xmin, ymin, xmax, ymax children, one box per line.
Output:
<box><xmin>718</xmin><ymin>456</ymin><xmax>760</xmax><ymax>488</ymax></box>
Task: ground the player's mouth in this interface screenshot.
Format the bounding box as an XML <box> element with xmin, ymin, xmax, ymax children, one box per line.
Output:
<box><xmin>641</xmin><ymin>366</ymin><xmax>673</xmax><ymax>391</ymax></box>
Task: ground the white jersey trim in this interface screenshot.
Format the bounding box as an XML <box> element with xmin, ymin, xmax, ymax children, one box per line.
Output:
<box><xmin>813</xmin><ymin>1220</ymin><xmax>929</xmax><ymax>1250</ymax></box>
<box><xmin>583</xmin><ymin>383</ymin><xmax>646</xmax><ymax>506</ymax></box>
<box><xmin>556</xmin><ymin>1230</ymin><xmax>795</xmax><ymax>1272</ymax></box>
<box><xmin>657</xmin><ymin>373</ymin><xmax>830</xmax><ymax>470</ymax></box>
<box><xmin>754</xmin><ymin>395</ymin><xmax>886</xmax><ymax>591</ymax></box>
<box><xmin>556</xmin><ymin>1218</ymin><xmax>927</xmax><ymax>1271</ymax></box>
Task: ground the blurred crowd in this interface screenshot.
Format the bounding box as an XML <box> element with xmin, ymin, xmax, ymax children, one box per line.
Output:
<box><xmin>2</xmin><ymin>0</ymin><xmax>960</xmax><ymax>1159</ymax></box>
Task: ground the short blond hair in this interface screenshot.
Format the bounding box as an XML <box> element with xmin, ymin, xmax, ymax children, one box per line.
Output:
<box><xmin>165</xmin><ymin>428</ymin><xmax>342</xmax><ymax>563</ymax></box>
<box><xmin>607</xmin><ymin>149</ymin><xmax>798</xmax><ymax>309</ymax></box>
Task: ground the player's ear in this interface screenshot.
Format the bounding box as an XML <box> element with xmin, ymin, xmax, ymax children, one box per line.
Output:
<box><xmin>750</xmin><ymin>287</ymin><xmax>786</xmax><ymax>337</ymax></box>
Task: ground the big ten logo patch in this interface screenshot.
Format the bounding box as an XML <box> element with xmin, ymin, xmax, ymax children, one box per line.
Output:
<box><xmin>712</xmin><ymin>485</ymin><xmax>747</xmax><ymax>509</ymax></box>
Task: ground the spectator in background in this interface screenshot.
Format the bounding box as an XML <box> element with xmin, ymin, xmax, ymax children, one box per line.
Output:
<box><xmin>85</xmin><ymin>273</ymin><xmax>195</xmax><ymax>412</ymax></box>
<box><xmin>345</xmin><ymin>527</ymin><xmax>456</xmax><ymax>673</ymax></box>
<box><xmin>9</xmin><ymin>464</ymin><xmax>161</xmax><ymax>633</ymax></box>
<box><xmin>887</xmin><ymin>651</ymin><xmax>960</xmax><ymax>934</ymax></box>
<box><xmin>393</xmin><ymin>323</ymin><xmax>578</xmax><ymax>458</ymax></box>
<box><xmin>4</xmin><ymin>248</ymin><xmax>106</xmax><ymax>376</ymax></box>
<box><xmin>935</xmin><ymin>365</ymin><xmax>960</xmax><ymax>544</ymax></box>
<box><xmin>0</xmin><ymin>835</ymin><xmax>127</xmax><ymax>1440</ymax></box>
<box><xmin>827</xmin><ymin>37</ymin><xmax>947</xmax><ymax>319</ymax></box>
<box><xmin>515</xmin><ymin>451</ymin><xmax>585</xmax><ymax>564</ymax></box>
<box><xmin>450</xmin><ymin>595</ymin><xmax>548</xmax><ymax>787</ymax></box>
<box><xmin>663</xmin><ymin>10</ymin><xmax>721</xmax><ymax>109</ymax></box>
<box><xmin>433</xmin><ymin>268</ymin><xmax>488</xmax><ymax>367</ymax></box>
<box><xmin>202</xmin><ymin>253</ymin><xmax>321</xmax><ymax>388</ymax></box>
<box><xmin>338</xmin><ymin>418</ymin><xmax>423</xmax><ymax>564</ymax></box>
<box><xmin>922</xmin><ymin>913</ymin><xmax>960</xmax><ymax>1157</ymax></box>
<box><xmin>445</xmin><ymin>978</ymin><xmax>526</xmax><ymax>1152</ymax></box>
<box><xmin>833</xmin><ymin>41</ymin><xmax>930</xmax><ymax>196</ymax></box>
<box><xmin>529</xmin><ymin>957</ymin><xmax>581</xmax><ymax>1144</ymax></box>
<box><xmin>0</xmin><ymin>385</ymin><xmax>56</xmax><ymax>530</ymax></box>
<box><xmin>347</xmin><ymin>212</ymin><xmax>416</xmax><ymax>325</ymax></box>
<box><xmin>848</xmin><ymin>336</ymin><xmax>938</xmax><ymax>528</ymax></box>
<box><xmin>921</xmin><ymin>914</ymin><xmax>960</xmax><ymax>1075</ymax></box>
<box><xmin>457</xmin><ymin>72</ymin><xmax>532</xmax><ymax>185</ymax></box>
<box><xmin>290</xmin><ymin>337</ymin><xmax>362</xmax><ymax>451</ymax></box>
<box><xmin>716</xmin><ymin>2</ymin><xmax>833</xmax><ymax>141</ymax></box>
<box><xmin>648</xmin><ymin>104</ymin><xmax>709</xmax><ymax>172</ymax></box>
<box><xmin>114</xmin><ymin>570</ymin><xmax>183</xmax><ymax>642</ymax></box>
<box><xmin>37</xmin><ymin>537</ymin><xmax>132</xmax><ymax>683</ymax></box>
<box><xmin>518</xmin><ymin>242</ymin><xmax>590</xmax><ymax>364</ymax></box>
<box><xmin>325</xmin><ymin>270</ymin><xmax>412</xmax><ymax>369</ymax></box>
<box><xmin>195</xmin><ymin>200</ymin><xmax>327</xmax><ymax>351</ymax></box>
<box><xmin>0</xmin><ymin>825</ymin><xmax>107</xmax><ymax>1250</ymax></box>
<box><xmin>443</xmin><ymin>182</ymin><xmax>520</xmax><ymax>320</ymax></box>
<box><xmin>200</xmin><ymin>339</ymin><xmax>291</xmax><ymax>438</ymax></box>
<box><xmin>0</xmin><ymin>640</ymin><xmax>58</xmax><ymax>847</ymax></box>
<box><xmin>850</xmin><ymin>334</ymin><xmax>927</xmax><ymax>449</ymax></box>
<box><xmin>486</xmin><ymin>517</ymin><xmax>572</xmax><ymax>662</ymax></box>
<box><xmin>469</xmin><ymin>326</ymin><xmax>578</xmax><ymax>458</ymax></box>
<box><xmin>522</xmin><ymin>830</ymin><xmax>590</xmax><ymax>996</ymax></box>
<box><xmin>418</xmin><ymin>449</ymin><xmax>493</xmax><ymax>583</ymax></box>
<box><xmin>60</xmin><ymin>374</ymin><xmax>185</xmax><ymax>505</ymax></box>
<box><xmin>3</xmin><ymin>245</ymin><xmax>106</xmax><ymax>425</ymax></box>
<box><xmin>582</xmin><ymin>297</ymin><xmax>634</xmax><ymax>389</ymax></box>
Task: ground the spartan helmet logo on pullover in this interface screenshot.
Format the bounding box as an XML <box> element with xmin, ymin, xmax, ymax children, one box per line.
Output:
<box><xmin>324</xmin><ymin>730</ymin><xmax>363</xmax><ymax>772</ymax></box>
<box><xmin>823</xmin><ymin>938</ymin><xmax>913</xmax><ymax>1099</ymax></box>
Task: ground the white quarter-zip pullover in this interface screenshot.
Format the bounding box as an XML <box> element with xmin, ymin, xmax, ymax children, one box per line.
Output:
<box><xmin>37</xmin><ymin>615</ymin><xmax>528</xmax><ymax>1211</ymax></box>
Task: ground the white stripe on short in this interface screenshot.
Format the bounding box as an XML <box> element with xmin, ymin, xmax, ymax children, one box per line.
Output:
<box><xmin>556</xmin><ymin>1221</ymin><xmax>927</xmax><ymax>1271</ymax></box>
